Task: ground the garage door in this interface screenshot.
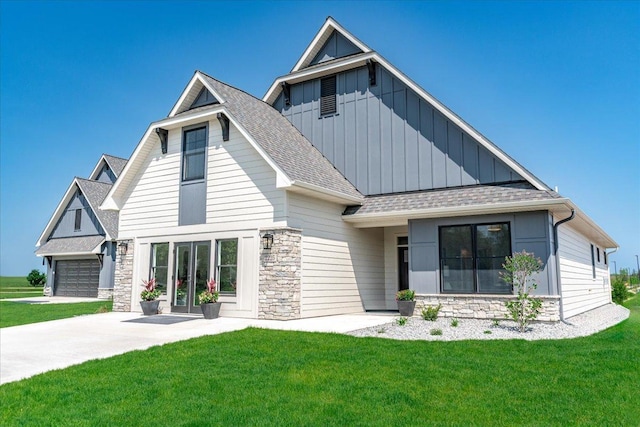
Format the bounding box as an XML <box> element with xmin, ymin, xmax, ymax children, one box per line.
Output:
<box><xmin>54</xmin><ymin>260</ymin><xmax>100</xmax><ymax>297</ymax></box>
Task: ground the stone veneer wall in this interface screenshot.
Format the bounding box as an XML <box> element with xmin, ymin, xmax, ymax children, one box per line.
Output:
<box><xmin>414</xmin><ymin>294</ymin><xmax>561</xmax><ymax>322</ymax></box>
<box><xmin>97</xmin><ymin>289</ymin><xmax>114</xmax><ymax>300</ymax></box>
<box><xmin>113</xmin><ymin>239</ymin><xmax>134</xmax><ymax>312</ymax></box>
<box><xmin>258</xmin><ymin>228</ymin><xmax>302</xmax><ymax>320</ymax></box>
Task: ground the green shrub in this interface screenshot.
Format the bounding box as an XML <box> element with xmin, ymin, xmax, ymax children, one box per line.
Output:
<box><xmin>421</xmin><ymin>303</ymin><xmax>442</xmax><ymax>321</ymax></box>
<box><xmin>612</xmin><ymin>278</ymin><xmax>630</xmax><ymax>305</ymax></box>
<box><xmin>395</xmin><ymin>289</ymin><xmax>415</xmax><ymax>301</ymax></box>
<box><xmin>450</xmin><ymin>318</ymin><xmax>459</xmax><ymax>327</ymax></box>
<box><xmin>502</xmin><ymin>251</ymin><xmax>543</xmax><ymax>332</ymax></box>
<box><xmin>26</xmin><ymin>269</ymin><xmax>46</xmax><ymax>287</ymax></box>
<box><xmin>430</xmin><ymin>328</ymin><xmax>442</xmax><ymax>336</ymax></box>
<box><xmin>396</xmin><ymin>316</ymin><xmax>408</xmax><ymax>326</ymax></box>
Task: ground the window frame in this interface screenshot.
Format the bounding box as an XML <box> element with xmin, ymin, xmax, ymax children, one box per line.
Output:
<box><xmin>439</xmin><ymin>222</ymin><xmax>512</xmax><ymax>295</ymax></box>
<box><xmin>149</xmin><ymin>242</ymin><xmax>169</xmax><ymax>294</ymax></box>
<box><xmin>74</xmin><ymin>209</ymin><xmax>82</xmax><ymax>231</ymax></box>
<box><xmin>216</xmin><ymin>238</ymin><xmax>238</xmax><ymax>296</ymax></box>
<box><xmin>181</xmin><ymin>124</ymin><xmax>208</xmax><ymax>182</ymax></box>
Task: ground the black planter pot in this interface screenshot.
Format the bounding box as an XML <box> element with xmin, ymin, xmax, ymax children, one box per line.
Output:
<box><xmin>397</xmin><ymin>300</ymin><xmax>416</xmax><ymax>317</ymax></box>
<box><xmin>140</xmin><ymin>300</ymin><xmax>160</xmax><ymax>316</ymax></box>
<box><xmin>201</xmin><ymin>302</ymin><xmax>222</xmax><ymax>319</ymax></box>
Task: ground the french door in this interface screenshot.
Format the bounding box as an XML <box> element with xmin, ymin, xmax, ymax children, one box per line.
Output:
<box><xmin>173</xmin><ymin>241</ymin><xmax>210</xmax><ymax>313</ymax></box>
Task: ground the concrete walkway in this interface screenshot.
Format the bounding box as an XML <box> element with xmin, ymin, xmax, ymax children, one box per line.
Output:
<box><xmin>0</xmin><ymin>311</ymin><xmax>394</xmax><ymax>385</ymax></box>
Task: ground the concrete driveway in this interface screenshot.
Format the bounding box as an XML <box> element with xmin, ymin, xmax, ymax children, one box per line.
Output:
<box><xmin>0</xmin><ymin>311</ymin><xmax>394</xmax><ymax>385</ymax></box>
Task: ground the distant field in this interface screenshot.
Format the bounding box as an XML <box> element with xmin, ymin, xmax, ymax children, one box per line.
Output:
<box><xmin>0</xmin><ymin>276</ymin><xmax>44</xmax><ymax>299</ymax></box>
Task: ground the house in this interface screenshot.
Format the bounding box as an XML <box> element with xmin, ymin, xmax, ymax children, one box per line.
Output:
<box><xmin>47</xmin><ymin>17</ymin><xmax>616</xmax><ymax>321</ymax></box>
<box><xmin>35</xmin><ymin>154</ymin><xmax>127</xmax><ymax>298</ymax></box>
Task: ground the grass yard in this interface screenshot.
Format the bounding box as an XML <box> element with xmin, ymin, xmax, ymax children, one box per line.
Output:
<box><xmin>0</xmin><ymin>300</ymin><xmax>112</xmax><ymax>328</ymax></box>
<box><xmin>0</xmin><ymin>276</ymin><xmax>44</xmax><ymax>299</ymax></box>
<box><xmin>1</xmin><ymin>296</ymin><xmax>638</xmax><ymax>426</ymax></box>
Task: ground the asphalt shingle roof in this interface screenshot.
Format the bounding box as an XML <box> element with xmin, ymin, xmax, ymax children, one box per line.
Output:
<box><xmin>35</xmin><ymin>235</ymin><xmax>105</xmax><ymax>256</ymax></box>
<box><xmin>343</xmin><ymin>183</ymin><xmax>562</xmax><ymax>215</ymax></box>
<box><xmin>76</xmin><ymin>178</ymin><xmax>118</xmax><ymax>238</ymax></box>
<box><xmin>198</xmin><ymin>73</ymin><xmax>363</xmax><ymax>200</ymax></box>
<box><xmin>103</xmin><ymin>154</ymin><xmax>128</xmax><ymax>178</ymax></box>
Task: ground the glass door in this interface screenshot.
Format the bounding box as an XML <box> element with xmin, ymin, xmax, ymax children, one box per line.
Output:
<box><xmin>173</xmin><ymin>242</ymin><xmax>210</xmax><ymax>313</ymax></box>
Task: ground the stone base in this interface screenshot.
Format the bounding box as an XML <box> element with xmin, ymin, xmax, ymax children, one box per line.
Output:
<box><xmin>258</xmin><ymin>228</ymin><xmax>302</xmax><ymax>320</ymax></box>
<box><xmin>97</xmin><ymin>288</ymin><xmax>114</xmax><ymax>300</ymax></box>
<box><xmin>43</xmin><ymin>286</ymin><xmax>52</xmax><ymax>297</ymax></box>
<box><xmin>415</xmin><ymin>294</ymin><xmax>561</xmax><ymax>322</ymax></box>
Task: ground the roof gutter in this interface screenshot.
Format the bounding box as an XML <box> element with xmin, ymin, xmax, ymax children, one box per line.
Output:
<box><xmin>552</xmin><ymin>209</ymin><xmax>575</xmax><ymax>321</ymax></box>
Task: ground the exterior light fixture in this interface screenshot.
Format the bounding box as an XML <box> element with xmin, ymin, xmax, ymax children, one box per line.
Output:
<box><xmin>118</xmin><ymin>241</ymin><xmax>129</xmax><ymax>256</ymax></box>
<box><xmin>262</xmin><ymin>233</ymin><xmax>274</xmax><ymax>250</ymax></box>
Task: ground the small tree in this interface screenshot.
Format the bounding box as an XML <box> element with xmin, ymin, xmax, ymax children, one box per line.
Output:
<box><xmin>26</xmin><ymin>269</ymin><xmax>47</xmax><ymax>287</ymax></box>
<box><xmin>501</xmin><ymin>251</ymin><xmax>543</xmax><ymax>332</ymax></box>
<box><xmin>611</xmin><ymin>277</ymin><xmax>630</xmax><ymax>305</ymax></box>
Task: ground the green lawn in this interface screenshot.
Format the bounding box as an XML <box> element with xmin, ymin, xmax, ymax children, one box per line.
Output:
<box><xmin>0</xmin><ymin>300</ymin><xmax>113</xmax><ymax>328</ymax></box>
<box><xmin>0</xmin><ymin>276</ymin><xmax>44</xmax><ymax>299</ymax></box>
<box><xmin>1</xmin><ymin>297</ymin><xmax>638</xmax><ymax>426</ymax></box>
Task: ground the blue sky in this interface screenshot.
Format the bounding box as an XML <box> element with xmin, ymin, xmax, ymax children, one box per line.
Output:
<box><xmin>1</xmin><ymin>1</ymin><xmax>639</xmax><ymax>276</ymax></box>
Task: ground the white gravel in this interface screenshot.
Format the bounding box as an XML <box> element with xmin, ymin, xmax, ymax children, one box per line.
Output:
<box><xmin>347</xmin><ymin>303</ymin><xmax>630</xmax><ymax>341</ymax></box>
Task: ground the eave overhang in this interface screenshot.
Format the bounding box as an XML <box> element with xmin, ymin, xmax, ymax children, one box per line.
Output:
<box><xmin>342</xmin><ymin>197</ymin><xmax>617</xmax><ymax>249</ymax></box>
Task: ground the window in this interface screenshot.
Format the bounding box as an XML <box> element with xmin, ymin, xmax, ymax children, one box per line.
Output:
<box><xmin>150</xmin><ymin>243</ymin><xmax>169</xmax><ymax>294</ymax></box>
<box><xmin>597</xmin><ymin>247</ymin><xmax>601</xmax><ymax>263</ymax></box>
<box><xmin>591</xmin><ymin>244</ymin><xmax>596</xmax><ymax>278</ymax></box>
<box><xmin>216</xmin><ymin>239</ymin><xmax>238</xmax><ymax>295</ymax></box>
<box><xmin>440</xmin><ymin>223</ymin><xmax>512</xmax><ymax>294</ymax></box>
<box><xmin>182</xmin><ymin>126</ymin><xmax>207</xmax><ymax>181</ymax></box>
<box><xmin>74</xmin><ymin>209</ymin><xmax>82</xmax><ymax>231</ymax></box>
<box><xmin>604</xmin><ymin>251</ymin><xmax>608</xmax><ymax>266</ymax></box>
<box><xmin>320</xmin><ymin>75</ymin><xmax>337</xmax><ymax>116</ymax></box>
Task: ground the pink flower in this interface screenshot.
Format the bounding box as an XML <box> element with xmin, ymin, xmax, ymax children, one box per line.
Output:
<box><xmin>207</xmin><ymin>278</ymin><xmax>216</xmax><ymax>293</ymax></box>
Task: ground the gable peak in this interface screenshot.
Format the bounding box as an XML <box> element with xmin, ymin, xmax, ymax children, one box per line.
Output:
<box><xmin>291</xmin><ymin>17</ymin><xmax>371</xmax><ymax>73</ymax></box>
<box><xmin>168</xmin><ymin>71</ymin><xmax>225</xmax><ymax>117</ymax></box>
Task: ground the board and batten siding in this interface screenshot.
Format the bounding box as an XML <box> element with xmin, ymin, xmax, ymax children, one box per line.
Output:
<box><xmin>275</xmin><ymin>65</ymin><xmax>523</xmax><ymax>195</ymax></box>
<box><xmin>287</xmin><ymin>192</ymin><xmax>385</xmax><ymax>317</ymax></box>
<box><xmin>118</xmin><ymin>119</ymin><xmax>286</xmax><ymax>237</ymax></box>
<box><xmin>50</xmin><ymin>190</ymin><xmax>104</xmax><ymax>238</ymax></box>
<box><xmin>557</xmin><ymin>223</ymin><xmax>611</xmax><ymax>319</ymax></box>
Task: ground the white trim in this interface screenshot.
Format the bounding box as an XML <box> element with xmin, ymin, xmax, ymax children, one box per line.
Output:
<box><xmin>264</xmin><ymin>50</ymin><xmax>549</xmax><ymax>191</ymax></box>
<box><xmin>291</xmin><ymin>16</ymin><xmax>371</xmax><ymax>73</ymax></box>
<box><xmin>87</xmin><ymin>155</ymin><xmax>108</xmax><ymax>181</ymax></box>
<box><xmin>342</xmin><ymin>198</ymin><xmax>570</xmax><ymax>226</ymax></box>
<box><xmin>264</xmin><ymin>52</ymin><xmax>375</xmax><ymax>104</ymax></box>
<box><xmin>289</xmin><ymin>180</ymin><xmax>363</xmax><ymax>204</ymax></box>
<box><xmin>168</xmin><ymin>71</ymin><xmax>226</xmax><ymax>118</ymax></box>
<box><xmin>36</xmin><ymin>180</ymin><xmax>80</xmax><ymax>247</ymax></box>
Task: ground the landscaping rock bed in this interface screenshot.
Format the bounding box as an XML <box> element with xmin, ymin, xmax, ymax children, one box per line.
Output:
<box><xmin>347</xmin><ymin>303</ymin><xmax>630</xmax><ymax>341</ymax></box>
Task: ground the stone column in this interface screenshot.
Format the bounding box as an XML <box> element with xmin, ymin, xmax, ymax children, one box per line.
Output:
<box><xmin>258</xmin><ymin>228</ymin><xmax>302</xmax><ymax>320</ymax></box>
<box><xmin>113</xmin><ymin>239</ymin><xmax>134</xmax><ymax>312</ymax></box>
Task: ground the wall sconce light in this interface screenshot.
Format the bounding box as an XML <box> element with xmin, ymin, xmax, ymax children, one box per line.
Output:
<box><xmin>118</xmin><ymin>241</ymin><xmax>129</xmax><ymax>256</ymax></box>
<box><xmin>262</xmin><ymin>233</ymin><xmax>274</xmax><ymax>250</ymax></box>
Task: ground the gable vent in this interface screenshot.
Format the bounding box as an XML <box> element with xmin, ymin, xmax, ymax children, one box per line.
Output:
<box><xmin>320</xmin><ymin>76</ymin><xmax>337</xmax><ymax>116</ymax></box>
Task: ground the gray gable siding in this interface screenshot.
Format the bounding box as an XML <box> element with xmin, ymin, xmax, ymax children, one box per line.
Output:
<box><xmin>50</xmin><ymin>190</ymin><xmax>104</xmax><ymax>239</ymax></box>
<box><xmin>275</xmin><ymin>65</ymin><xmax>523</xmax><ymax>195</ymax></box>
<box><xmin>309</xmin><ymin>31</ymin><xmax>362</xmax><ymax>66</ymax></box>
<box><xmin>96</xmin><ymin>164</ymin><xmax>117</xmax><ymax>184</ymax></box>
<box><xmin>409</xmin><ymin>211</ymin><xmax>554</xmax><ymax>296</ymax></box>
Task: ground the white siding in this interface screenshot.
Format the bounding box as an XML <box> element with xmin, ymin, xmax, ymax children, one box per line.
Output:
<box><xmin>558</xmin><ymin>223</ymin><xmax>611</xmax><ymax>318</ymax></box>
<box><xmin>288</xmin><ymin>192</ymin><xmax>385</xmax><ymax>317</ymax></box>
<box><xmin>118</xmin><ymin>120</ymin><xmax>286</xmax><ymax>237</ymax></box>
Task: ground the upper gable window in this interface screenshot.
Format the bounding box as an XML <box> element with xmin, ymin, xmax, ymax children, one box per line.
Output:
<box><xmin>182</xmin><ymin>126</ymin><xmax>207</xmax><ymax>181</ymax></box>
<box><xmin>190</xmin><ymin>87</ymin><xmax>218</xmax><ymax>109</ymax></box>
<box><xmin>320</xmin><ymin>76</ymin><xmax>337</xmax><ymax>116</ymax></box>
<box><xmin>74</xmin><ymin>209</ymin><xmax>82</xmax><ymax>231</ymax></box>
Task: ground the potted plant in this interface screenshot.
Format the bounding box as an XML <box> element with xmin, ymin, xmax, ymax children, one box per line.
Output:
<box><xmin>199</xmin><ymin>278</ymin><xmax>221</xmax><ymax>319</ymax></box>
<box><xmin>396</xmin><ymin>289</ymin><xmax>416</xmax><ymax>316</ymax></box>
<box><xmin>140</xmin><ymin>278</ymin><xmax>161</xmax><ymax>315</ymax></box>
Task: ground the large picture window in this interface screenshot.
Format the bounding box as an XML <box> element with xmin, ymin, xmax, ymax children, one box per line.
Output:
<box><xmin>150</xmin><ymin>243</ymin><xmax>169</xmax><ymax>294</ymax></box>
<box><xmin>216</xmin><ymin>239</ymin><xmax>238</xmax><ymax>295</ymax></box>
<box><xmin>182</xmin><ymin>126</ymin><xmax>207</xmax><ymax>181</ymax></box>
<box><xmin>439</xmin><ymin>223</ymin><xmax>511</xmax><ymax>294</ymax></box>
